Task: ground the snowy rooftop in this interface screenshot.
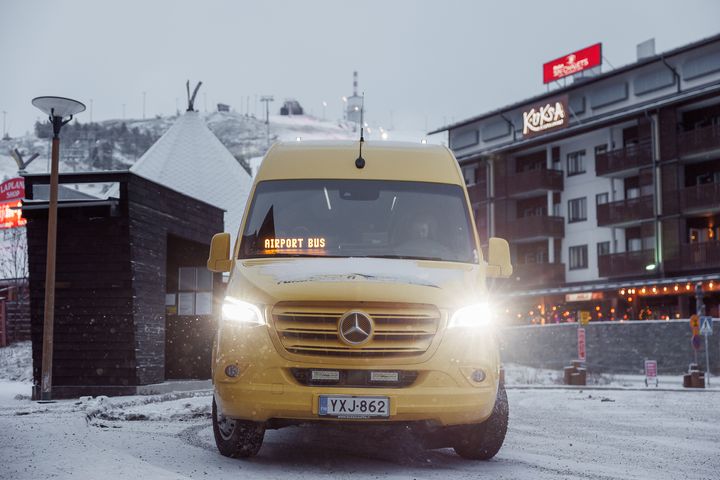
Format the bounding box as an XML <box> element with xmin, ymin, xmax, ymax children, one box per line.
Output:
<box><xmin>130</xmin><ymin>111</ymin><xmax>252</xmax><ymax>239</ymax></box>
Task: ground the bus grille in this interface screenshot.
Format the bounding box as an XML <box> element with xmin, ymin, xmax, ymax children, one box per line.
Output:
<box><xmin>272</xmin><ymin>303</ymin><xmax>440</xmax><ymax>358</ymax></box>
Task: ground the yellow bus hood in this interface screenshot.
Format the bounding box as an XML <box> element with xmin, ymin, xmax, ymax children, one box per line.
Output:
<box><xmin>228</xmin><ymin>257</ymin><xmax>483</xmax><ymax>309</ymax></box>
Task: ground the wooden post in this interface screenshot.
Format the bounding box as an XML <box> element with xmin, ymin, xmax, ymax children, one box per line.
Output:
<box><xmin>40</xmin><ymin>134</ymin><xmax>60</xmax><ymax>400</ymax></box>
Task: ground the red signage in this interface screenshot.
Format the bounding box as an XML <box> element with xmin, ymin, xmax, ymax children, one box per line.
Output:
<box><xmin>543</xmin><ymin>43</ymin><xmax>602</xmax><ymax>84</ymax></box>
<box><xmin>0</xmin><ymin>178</ymin><xmax>26</xmax><ymax>229</ymax></box>
<box><xmin>577</xmin><ymin>327</ymin><xmax>586</xmax><ymax>362</ymax></box>
<box><xmin>644</xmin><ymin>360</ymin><xmax>657</xmax><ymax>378</ymax></box>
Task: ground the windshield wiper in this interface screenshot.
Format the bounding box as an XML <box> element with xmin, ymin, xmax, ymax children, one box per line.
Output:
<box><xmin>369</xmin><ymin>254</ymin><xmax>445</xmax><ymax>261</ymax></box>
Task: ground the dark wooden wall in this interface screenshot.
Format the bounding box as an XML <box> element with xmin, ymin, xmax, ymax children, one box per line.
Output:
<box><xmin>24</xmin><ymin>172</ymin><xmax>224</xmax><ymax>398</ymax></box>
<box><xmin>126</xmin><ymin>175</ymin><xmax>224</xmax><ymax>385</ymax></box>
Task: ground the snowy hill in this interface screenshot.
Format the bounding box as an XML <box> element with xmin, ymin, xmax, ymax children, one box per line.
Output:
<box><xmin>0</xmin><ymin>111</ymin><xmax>438</xmax><ymax>182</ymax></box>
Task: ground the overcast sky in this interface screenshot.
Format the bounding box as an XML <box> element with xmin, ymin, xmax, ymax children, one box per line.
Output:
<box><xmin>1</xmin><ymin>0</ymin><xmax>719</xmax><ymax>137</ymax></box>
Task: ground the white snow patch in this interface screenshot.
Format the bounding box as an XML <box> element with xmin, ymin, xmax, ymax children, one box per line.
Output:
<box><xmin>0</xmin><ymin>341</ymin><xmax>32</xmax><ymax>382</ymax></box>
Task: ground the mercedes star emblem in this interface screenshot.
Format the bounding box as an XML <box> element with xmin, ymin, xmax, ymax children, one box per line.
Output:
<box><xmin>338</xmin><ymin>311</ymin><xmax>374</xmax><ymax>346</ymax></box>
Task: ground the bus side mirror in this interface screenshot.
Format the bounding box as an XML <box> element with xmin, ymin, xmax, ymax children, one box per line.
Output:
<box><xmin>207</xmin><ymin>233</ymin><xmax>233</xmax><ymax>273</ymax></box>
<box><xmin>486</xmin><ymin>237</ymin><xmax>512</xmax><ymax>278</ymax></box>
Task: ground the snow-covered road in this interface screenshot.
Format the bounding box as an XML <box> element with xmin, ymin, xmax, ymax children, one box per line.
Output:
<box><xmin>1</xmin><ymin>383</ymin><xmax>718</xmax><ymax>479</ymax></box>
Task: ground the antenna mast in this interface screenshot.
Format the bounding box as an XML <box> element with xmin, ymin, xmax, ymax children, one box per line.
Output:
<box><xmin>355</xmin><ymin>93</ymin><xmax>365</xmax><ymax>169</ymax></box>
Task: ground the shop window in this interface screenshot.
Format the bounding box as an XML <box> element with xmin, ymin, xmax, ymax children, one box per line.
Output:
<box><xmin>568</xmin><ymin>197</ymin><xmax>587</xmax><ymax>223</ymax></box>
<box><xmin>176</xmin><ymin>267</ymin><xmax>214</xmax><ymax>316</ymax></box>
<box><xmin>566</xmin><ymin>150</ymin><xmax>586</xmax><ymax>176</ymax></box>
<box><xmin>569</xmin><ymin>245</ymin><xmax>588</xmax><ymax>270</ymax></box>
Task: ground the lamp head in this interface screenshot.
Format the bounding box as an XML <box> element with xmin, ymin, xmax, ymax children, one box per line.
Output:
<box><xmin>32</xmin><ymin>96</ymin><xmax>86</xmax><ymax>118</ymax></box>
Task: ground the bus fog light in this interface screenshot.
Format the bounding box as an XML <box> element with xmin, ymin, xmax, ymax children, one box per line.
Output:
<box><xmin>225</xmin><ymin>364</ymin><xmax>240</xmax><ymax>378</ymax></box>
<box><xmin>471</xmin><ymin>369</ymin><xmax>486</xmax><ymax>383</ymax></box>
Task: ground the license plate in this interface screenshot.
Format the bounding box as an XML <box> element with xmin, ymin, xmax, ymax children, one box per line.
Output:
<box><xmin>318</xmin><ymin>395</ymin><xmax>390</xmax><ymax>418</ymax></box>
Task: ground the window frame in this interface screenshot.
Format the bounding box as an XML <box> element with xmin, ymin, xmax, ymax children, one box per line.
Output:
<box><xmin>569</xmin><ymin>245</ymin><xmax>589</xmax><ymax>270</ymax></box>
<box><xmin>567</xmin><ymin>197</ymin><xmax>588</xmax><ymax>223</ymax></box>
<box><xmin>566</xmin><ymin>149</ymin><xmax>587</xmax><ymax>177</ymax></box>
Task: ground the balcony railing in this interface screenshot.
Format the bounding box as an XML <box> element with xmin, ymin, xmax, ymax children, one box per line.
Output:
<box><xmin>678</xmin><ymin>124</ymin><xmax>720</xmax><ymax>157</ymax></box>
<box><xmin>496</xmin><ymin>215</ymin><xmax>564</xmax><ymax>242</ymax></box>
<box><xmin>598</xmin><ymin>249</ymin><xmax>655</xmax><ymax>278</ymax></box>
<box><xmin>595</xmin><ymin>139</ymin><xmax>652</xmax><ymax>177</ymax></box>
<box><xmin>596</xmin><ymin>195</ymin><xmax>654</xmax><ymax>227</ymax></box>
<box><xmin>511</xmin><ymin>262</ymin><xmax>566</xmax><ymax>288</ymax></box>
<box><xmin>680</xmin><ymin>182</ymin><xmax>720</xmax><ymax>212</ymax></box>
<box><xmin>665</xmin><ymin>242</ymin><xmax>720</xmax><ymax>273</ymax></box>
<box><xmin>466</xmin><ymin>183</ymin><xmax>487</xmax><ymax>204</ymax></box>
<box><xmin>503</xmin><ymin>169</ymin><xmax>563</xmax><ymax>198</ymax></box>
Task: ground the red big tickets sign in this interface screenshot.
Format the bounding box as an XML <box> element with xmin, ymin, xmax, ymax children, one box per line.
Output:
<box><xmin>543</xmin><ymin>43</ymin><xmax>602</xmax><ymax>84</ymax></box>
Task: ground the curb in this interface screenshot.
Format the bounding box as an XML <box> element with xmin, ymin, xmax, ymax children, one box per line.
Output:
<box><xmin>506</xmin><ymin>384</ymin><xmax>720</xmax><ymax>393</ymax></box>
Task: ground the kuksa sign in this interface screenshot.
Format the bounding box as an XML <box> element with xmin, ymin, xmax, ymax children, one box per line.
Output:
<box><xmin>0</xmin><ymin>178</ymin><xmax>26</xmax><ymax>229</ymax></box>
<box><xmin>543</xmin><ymin>43</ymin><xmax>602</xmax><ymax>84</ymax></box>
<box><xmin>522</xmin><ymin>96</ymin><xmax>569</xmax><ymax>138</ymax></box>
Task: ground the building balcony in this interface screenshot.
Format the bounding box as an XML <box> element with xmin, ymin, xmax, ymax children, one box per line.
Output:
<box><xmin>598</xmin><ymin>249</ymin><xmax>655</xmax><ymax>278</ymax></box>
<box><xmin>679</xmin><ymin>182</ymin><xmax>720</xmax><ymax>213</ymax></box>
<box><xmin>596</xmin><ymin>195</ymin><xmax>654</xmax><ymax>227</ymax></box>
<box><xmin>677</xmin><ymin>124</ymin><xmax>720</xmax><ymax>159</ymax></box>
<box><xmin>595</xmin><ymin>139</ymin><xmax>652</xmax><ymax>177</ymax></box>
<box><xmin>503</xmin><ymin>169</ymin><xmax>563</xmax><ymax>198</ymax></box>
<box><xmin>466</xmin><ymin>183</ymin><xmax>487</xmax><ymax>204</ymax></box>
<box><xmin>665</xmin><ymin>242</ymin><xmax>720</xmax><ymax>273</ymax></box>
<box><xmin>511</xmin><ymin>262</ymin><xmax>566</xmax><ymax>288</ymax></box>
<box><xmin>496</xmin><ymin>215</ymin><xmax>564</xmax><ymax>243</ymax></box>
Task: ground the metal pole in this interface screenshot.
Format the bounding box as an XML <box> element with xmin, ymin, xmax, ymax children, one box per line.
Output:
<box><xmin>40</xmin><ymin>119</ymin><xmax>61</xmax><ymax>401</ymax></box>
<box><xmin>705</xmin><ymin>334</ymin><xmax>711</xmax><ymax>386</ymax></box>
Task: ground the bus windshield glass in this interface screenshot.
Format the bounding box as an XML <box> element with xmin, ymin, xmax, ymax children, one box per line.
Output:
<box><xmin>239</xmin><ymin>179</ymin><xmax>476</xmax><ymax>263</ymax></box>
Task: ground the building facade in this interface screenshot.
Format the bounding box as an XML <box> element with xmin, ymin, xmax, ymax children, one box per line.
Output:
<box><xmin>432</xmin><ymin>35</ymin><xmax>720</xmax><ymax>323</ymax></box>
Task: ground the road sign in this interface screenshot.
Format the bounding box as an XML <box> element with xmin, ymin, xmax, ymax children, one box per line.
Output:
<box><xmin>578</xmin><ymin>327</ymin><xmax>586</xmax><ymax>362</ymax></box>
<box><xmin>691</xmin><ymin>334</ymin><xmax>702</xmax><ymax>351</ymax></box>
<box><xmin>700</xmin><ymin>316</ymin><xmax>713</xmax><ymax>336</ymax></box>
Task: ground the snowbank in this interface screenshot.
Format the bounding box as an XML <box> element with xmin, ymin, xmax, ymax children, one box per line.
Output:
<box><xmin>0</xmin><ymin>341</ymin><xmax>32</xmax><ymax>382</ymax></box>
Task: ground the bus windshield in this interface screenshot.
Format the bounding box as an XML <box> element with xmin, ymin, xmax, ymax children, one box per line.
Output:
<box><xmin>239</xmin><ymin>179</ymin><xmax>476</xmax><ymax>263</ymax></box>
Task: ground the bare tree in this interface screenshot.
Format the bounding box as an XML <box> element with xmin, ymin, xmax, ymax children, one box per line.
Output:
<box><xmin>0</xmin><ymin>227</ymin><xmax>28</xmax><ymax>285</ymax></box>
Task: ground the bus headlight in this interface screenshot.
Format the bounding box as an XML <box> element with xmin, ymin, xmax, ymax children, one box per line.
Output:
<box><xmin>222</xmin><ymin>297</ymin><xmax>265</xmax><ymax>326</ymax></box>
<box><xmin>449</xmin><ymin>302</ymin><xmax>494</xmax><ymax>329</ymax></box>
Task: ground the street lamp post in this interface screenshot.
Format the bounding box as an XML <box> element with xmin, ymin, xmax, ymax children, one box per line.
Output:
<box><xmin>31</xmin><ymin>96</ymin><xmax>85</xmax><ymax>401</ymax></box>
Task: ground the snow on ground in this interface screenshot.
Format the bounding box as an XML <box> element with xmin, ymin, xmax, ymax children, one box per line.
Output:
<box><xmin>502</xmin><ymin>363</ymin><xmax>713</xmax><ymax>390</ymax></box>
<box><xmin>0</xmin><ymin>382</ymin><xmax>718</xmax><ymax>479</ymax></box>
<box><xmin>1</xmin><ymin>341</ymin><xmax>719</xmax><ymax>478</ymax></box>
<box><xmin>0</xmin><ymin>341</ymin><xmax>32</xmax><ymax>382</ymax></box>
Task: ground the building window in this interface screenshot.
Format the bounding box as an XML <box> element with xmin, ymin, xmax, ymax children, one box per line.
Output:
<box><xmin>596</xmin><ymin>192</ymin><xmax>609</xmax><ymax>205</ymax></box>
<box><xmin>175</xmin><ymin>267</ymin><xmax>214</xmax><ymax>316</ymax></box>
<box><xmin>594</xmin><ymin>144</ymin><xmax>608</xmax><ymax>156</ymax></box>
<box><xmin>462</xmin><ymin>166</ymin><xmax>477</xmax><ymax>186</ymax></box>
<box><xmin>569</xmin><ymin>245</ymin><xmax>588</xmax><ymax>270</ymax></box>
<box><xmin>597</xmin><ymin>241</ymin><xmax>610</xmax><ymax>257</ymax></box>
<box><xmin>566</xmin><ymin>150</ymin><xmax>586</xmax><ymax>176</ymax></box>
<box><xmin>568</xmin><ymin>197</ymin><xmax>587</xmax><ymax>223</ymax></box>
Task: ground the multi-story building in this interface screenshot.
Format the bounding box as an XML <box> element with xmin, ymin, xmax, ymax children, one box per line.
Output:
<box><xmin>431</xmin><ymin>34</ymin><xmax>720</xmax><ymax>322</ymax></box>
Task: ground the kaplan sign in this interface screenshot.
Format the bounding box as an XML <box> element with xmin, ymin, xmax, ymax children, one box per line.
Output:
<box><xmin>543</xmin><ymin>43</ymin><xmax>602</xmax><ymax>84</ymax></box>
<box><xmin>522</xmin><ymin>96</ymin><xmax>568</xmax><ymax>138</ymax></box>
<box><xmin>0</xmin><ymin>177</ymin><xmax>26</xmax><ymax>229</ymax></box>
